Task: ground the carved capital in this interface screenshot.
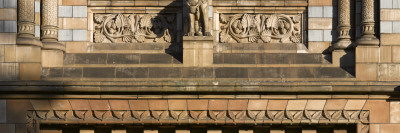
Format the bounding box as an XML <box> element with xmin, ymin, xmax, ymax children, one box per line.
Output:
<box><xmin>356</xmin><ymin>0</ymin><xmax>379</xmax><ymax>46</ymax></box>
<box><xmin>17</xmin><ymin>0</ymin><xmax>42</xmax><ymax>47</ymax></box>
<box><xmin>334</xmin><ymin>0</ymin><xmax>352</xmax><ymax>50</ymax></box>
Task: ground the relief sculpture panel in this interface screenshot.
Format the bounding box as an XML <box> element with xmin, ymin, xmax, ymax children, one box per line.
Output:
<box><xmin>93</xmin><ymin>14</ymin><xmax>176</xmax><ymax>43</ymax></box>
<box><xmin>219</xmin><ymin>14</ymin><xmax>303</xmax><ymax>43</ymax></box>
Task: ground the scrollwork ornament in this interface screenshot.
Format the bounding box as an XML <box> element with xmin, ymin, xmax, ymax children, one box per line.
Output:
<box><xmin>94</xmin><ymin>14</ymin><xmax>175</xmax><ymax>43</ymax></box>
<box><xmin>220</xmin><ymin>14</ymin><xmax>302</xmax><ymax>43</ymax></box>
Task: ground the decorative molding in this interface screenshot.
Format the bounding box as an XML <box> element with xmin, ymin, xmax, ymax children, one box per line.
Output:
<box><xmin>93</xmin><ymin>13</ymin><xmax>176</xmax><ymax>43</ymax></box>
<box><xmin>219</xmin><ymin>14</ymin><xmax>302</xmax><ymax>43</ymax></box>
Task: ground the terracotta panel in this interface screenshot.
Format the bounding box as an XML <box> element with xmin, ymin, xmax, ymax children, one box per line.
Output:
<box><xmin>380</xmin><ymin>124</ymin><xmax>400</xmax><ymax>133</ymax></box>
<box><xmin>187</xmin><ymin>100</ymin><xmax>208</xmax><ymax>110</ymax></box>
<box><xmin>324</xmin><ymin>99</ymin><xmax>347</xmax><ymax>110</ymax></box>
<box><xmin>305</xmin><ymin>100</ymin><xmax>326</xmax><ymax>110</ymax></box>
<box><xmin>247</xmin><ymin>100</ymin><xmax>268</xmax><ymax>110</ymax></box>
<box><xmin>209</xmin><ymin>100</ymin><xmax>228</xmax><ymax>110</ymax></box>
<box><xmin>30</xmin><ymin>100</ymin><xmax>52</xmax><ymax>110</ymax></box>
<box><xmin>286</xmin><ymin>100</ymin><xmax>307</xmax><ymax>110</ymax></box>
<box><xmin>148</xmin><ymin>100</ymin><xmax>168</xmax><ymax>110</ymax></box>
<box><xmin>363</xmin><ymin>100</ymin><xmax>390</xmax><ymax>123</ymax></box>
<box><xmin>129</xmin><ymin>100</ymin><xmax>149</xmax><ymax>110</ymax></box>
<box><xmin>390</xmin><ymin>102</ymin><xmax>400</xmax><ymax>123</ymax></box>
<box><xmin>69</xmin><ymin>100</ymin><xmax>91</xmax><ymax>110</ymax></box>
<box><xmin>168</xmin><ymin>100</ymin><xmax>187</xmax><ymax>110</ymax></box>
<box><xmin>228</xmin><ymin>100</ymin><xmax>248</xmax><ymax>110</ymax></box>
<box><xmin>109</xmin><ymin>100</ymin><xmax>130</xmax><ymax>110</ymax></box>
<box><xmin>344</xmin><ymin>100</ymin><xmax>366</xmax><ymax>110</ymax></box>
<box><xmin>267</xmin><ymin>100</ymin><xmax>288</xmax><ymax>110</ymax></box>
<box><xmin>50</xmin><ymin>100</ymin><xmax>72</xmax><ymax>110</ymax></box>
<box><xmin>89</xmin><ymin>100</ymin><xmax>110</xmax><ymax>110</ymax></box>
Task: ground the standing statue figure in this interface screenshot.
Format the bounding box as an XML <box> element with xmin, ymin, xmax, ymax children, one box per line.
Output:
<box><xmin>185</xmin><ymin>0</ymin><xmax>211</xmax><ymax>36</ymax></box>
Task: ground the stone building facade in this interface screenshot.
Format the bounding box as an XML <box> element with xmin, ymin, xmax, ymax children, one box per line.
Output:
<box><xmin>0</xmin><ymin>0</ymin><xmax>400</xmax><ymax>133</ymax></box>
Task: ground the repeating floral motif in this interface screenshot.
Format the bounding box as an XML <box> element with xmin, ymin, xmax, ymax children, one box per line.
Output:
<box><xmin>93</xmin><ymin>14</ymin><xmax>176</xmax><ymax>43</ymax></box>
<box><xmin>219</xmin><ymin>14</ymin><xmax>302</xmax><ymax>43</ymax></box>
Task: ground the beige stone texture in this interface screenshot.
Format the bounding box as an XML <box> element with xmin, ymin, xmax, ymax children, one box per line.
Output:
<box><xmin>267</xmin><ymin>100</ymin><xmax>288</xmax><ymax>110</ymax></box>
<box><xmin>302</xmin><ymin>130</ymin><xmax>316</xmax><ymax>133</ymax></box>
<box><xmin>42</xmin><ymin>50</ymin><xmax>64</xmax><ymax>67</ymax></box>
<box><xmin>0</xmin><ymin>45</ymin><xmax>4</xmax><ymax>62</ymax></box>
<box><xmin>356</xmin><ymin>46</ymin><xmax>379</xmax><ymax>63</ymax></box>
<box><xmin>80</xmin><ymin>130</ymin><xmax>95</xmax><ymax>133</ymax></box>
<box><xmin>247</xmin><ymin>100</ymin><xmax>268</xmax><ymax>110</ymax></box>
<box><xmin>62</xmin><ymin>0</ymin><xmax>87</xmax><ymax>5</ymax></box>
<box><xmin>305</xmin><ymin>100</ymin><xmax>326</xmax><ymax>110</ymax></box>
<box><xmin>65</xmin><ymin>42</ymin><xmax>88</xmax><ymax>53</ymax></box>
<box><xmin>308</xmin><ymin>18</ymin><xmax>332</xmax><ymax>30</ymax></box>
<box><xmin>324</xmin><ymin>99</ymin><xmax>347</xmax><ymax>110</ymax></box>
<box><xmin>286</xmin><ymin>100</ymin><xmax>307</xmax><ymax>110</ymax></box>
<box><xmin>30</xmin><ymin>100</ymin><xmax>52</xmax><ymax>110</ymax></box>
<box><xmin>0</xmin><ymin>9</ymin><xmax>17</xmax><ymax>21</ymax></box>
<box><xmin>35</xmin><ymin>13</ymin><xmax>40</xmax><ymax>25</ymax></box>
<box><xmin>176</xmin><ymin>130</ymin><xmax>190</xmax><ymax>133</ymax></box>
<box><xmin>370</xmin><ymin>124</ymin><xmax>380</xmax><ymax>133</ymax></box>
<box><xmin>4</xmin><ymin>45</ymin><xmax>16</xmax><ymax>62</ymax></box>
<box><xmin>392</xmin><ymin>46</ymin><xmax>400</xmax><ymax>63</ymax></box>
<box><xmin>390</xmin><ymin>102</ymin><xmax>400</xmax><ymax>123</ymax></box>
<box><xmin>62</xmin><ymin>18</ymin><xmax>88</xmax><ymax>29</ymax></box>
<box><xmin>308</xmin><ymin>42</ymin><xmax>330</xmax><ymax>53</ymax></box>
<box><xmin>381</xmin><ymin>9</ymin><xmax>400</xmax><ymax>21</ymax></box>
<box><xmin>378</xmin><ymin>64</ymin><xmax>400</xmax><ymax>81</ymax></box>
<box><xmin>0</xmin><ymin>63</ymin><xmax>19</xmax><ymax>80</ymax></box>
<box><xmin>332</xmin><ymin>50</ymin><xmax>345</xmax><ymax>67</ymax></box>
<box><xmin>308</xmin><ymin>0</ymin><xmax>332</xmax><ymax>6</ymax></box>
<box><xmin>207</xmin><ymin>130</ymin><xmax>222</xmax><ymax>133</ymax></box>
<box><xmin>19</xmin><ymin>63</ymin><xmax>41</xmax><ymax>80</ymax></box>
<box><xmin>380</xmin><ymin>124</ymin><xmax>400</xmax><ymax>133</ymax></box>
<box><xmin>144</xmin><ymin>130</ymin><xmax>158</xmax><ymax>133</ymax></box>
<box><xmin>356</xmin><ymin>63</ymin><xmax>377</xmax><ymax>81</ymax></box>
<box><xmin>381</xmin><ymin>34</ymin><xmax>400</xmax><ymax>45</ymax></box>
<box><xmin>0</xmin><ymin>33</ymin><xmax>17</xmax><ymax>44</ymax></box>
<box><xmin>380</xmin><ymin>46</ymin><xmax>392</xmax><ymax>63</ymax></box>
<box><xmin>112</xmin><ymin>130</ymin><xmax>127</xmax><ymax>133</ymax></box>
<box><xmin>183</xmin><ymin>36</ymin><xmax>213</xmax><ymax>67</ymax></box>
<box><xmin>333</xmin><ymin>130</ymin><xmax>347</xmax><ymax>133</ymax></box>
<box><xmin>363</xmin><ymin>100</ymin><xmax>390</xmax><ymax>123</ymax></box>
<box><xmin>239</xmin><ymin>130</ymin><xmax>253</xmax><ymax>133</ymax></box>
<box><xmin>344</xmin><ymin>100</ymin><xmax>366</xmax><ymax>110</ymax></box>
<box><xmin>16</xmin><ymin>45</ymin><xmax>41</xmax><ymax>63</ymax></box>
<box><xmin>270</xmin><ymin>130</ymin><xmax>284</xmax><ymax>133</ymax></box>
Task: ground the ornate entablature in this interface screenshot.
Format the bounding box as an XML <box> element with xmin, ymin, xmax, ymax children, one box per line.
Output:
<box><xmin>93</xmin><ymin>13</ymin><xmax>176</xmax><ymax>43</ymax></box>
<box><xmin>219</xmin><ymin>13</ymin><xmax>303</xmax><ymax>43</ymax></box>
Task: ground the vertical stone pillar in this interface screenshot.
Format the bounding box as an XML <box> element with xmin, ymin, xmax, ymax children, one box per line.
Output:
<box><xmin>17</xmin><ymin>0</ymin><xmax>42</xmax><ymax>47</ymax></box>
<box><xmin>41</xmin><ymin>0</ymin><xmax>64</xmax><ymax>67</ymax></box>
<box><xmin>334</xmin><ymin>0</ymin><xmax>351</xmax><ymax>49</ymax></box>
<box><xmin>183</xmin><ymin>36</ymin><xmax>213</xmax><ymax>67</ymax></box>
<box><xmin>16</xmin><ymin>0</ymin><xmax>43</xmax><ymax>80</ymax></box>
<box><xmin>356</xmin><ymin>0</ymin><xmax>379</xmax><ymax>46</ymax></box>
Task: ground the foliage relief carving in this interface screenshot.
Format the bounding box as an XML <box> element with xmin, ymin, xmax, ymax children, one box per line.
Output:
<box><xmin>220</xmin><ymin>14</ymin><xmax>302</xmax><ymax>43</ymax></box>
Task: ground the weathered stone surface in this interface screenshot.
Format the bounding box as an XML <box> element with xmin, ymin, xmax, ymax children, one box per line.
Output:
<box><xmin>50</xmin><ymin>100</ymin><xmax>72</xmax><ymax>110</ymax></box>
<box><xmin>363</xmin><ymin>100</ymin><xmax>390</xmax><ymax>123</ymax></box>
<box><xmin>129</xmin><ymin>100</ymin><xmax>149</xmax><ymax>110</ymax></box>
<box><xmin>83</xmin><ymin>67</ymin><xmax>115</xmax><ymax>78</ymax></box>
<box><xmin>168</xmin><ymin>100</ymin><xmax>187</xmax><ymax>110</ymax></box>
<box><xmin>188</xmin><ymin>100</ymin><xmax>208</xmax><ymax>110</ymax></box>
<box><xmin>89</xmin><ymin>100</ymin><xmax>110</xmax><ymax>110</ymax></box>
<box><xmin>6</xmin><ymin>100</ymin><xmax>33</xmax><ymax>123</ymax></box>
<box><xmin>109</xmin><ymin>100</ymin><xmax>130</xmax><ymax>110</ymax></box>
<box><xmin>116</xmin><ymin>67</ymin><xmax>148</xmax><ymax>78</ymax></box>
<box><xmin>107</xmin><ymin>54</ymin><xmax>140</xmax><ymax>64</ymax></box>
<box><xmin>209</xmin><ymin>100</ymin><xmax>228</xmax><ymax>110</ymax></box>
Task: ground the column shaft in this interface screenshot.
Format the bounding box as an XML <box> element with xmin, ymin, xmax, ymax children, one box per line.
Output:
<box><xmin>356</xmin><ymin>0</ymin><xmax>379</xmax><ymax>46</ymax></box>
<box><xmin>334</xmin><ymin>0</ymin><xmax>352</xmax><ymax>49</ymax></box>
<box><xmin>16</xmin><ymin>0</ymin><xmax>42</xmax><ymax>46</ymax></box>
<box><xmin>41</xmin><ymin>0</ymin><xmax>65</xmax><ymax>51</ymax></box>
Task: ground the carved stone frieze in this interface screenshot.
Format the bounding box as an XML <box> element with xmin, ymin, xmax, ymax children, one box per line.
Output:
<box><xmin>219</xmin><ymin>14</ymin><xmax>302</xmax><ymax>43</ymax></box>
<box><xmin>93</xmin><ymin>14</ymin><xmax>176</xmax><ymax>43</ymax></box>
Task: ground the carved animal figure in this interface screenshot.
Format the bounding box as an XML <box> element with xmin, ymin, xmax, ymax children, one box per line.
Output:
<box><xmin>185</xmin><ymin>0</ymin><xmax>211</xmax><ymax>36</ymax></box>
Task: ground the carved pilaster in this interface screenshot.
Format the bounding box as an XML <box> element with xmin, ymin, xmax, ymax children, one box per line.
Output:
<box><xmin>41</xmin><ymin>0</ymin><xmax>65</xmax><ymax>51</ymax></box>
<box><xmin>16</xmin><ymin>0</ymin><xmax>42</xmax><ymax>47</ymax></box>
<box><xmin>334</xmin><ymin>0</ymin><xmax>352</xmax><ymax>50</ymax></box>
<box><xmin>356</xmin><ymin>0</ymin><xmax>379</xmax><ymax>46</ymax></box>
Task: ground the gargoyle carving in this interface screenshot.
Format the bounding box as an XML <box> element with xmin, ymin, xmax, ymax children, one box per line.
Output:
<box><xmin>94</xmin><ymin>14</ymin><xmax>175</xmax><ymax>43</ymax></box>
<box><xmin>220</xmin><ymin>14</ymin><xmax>302</xmax><ymax>43</ymax></box>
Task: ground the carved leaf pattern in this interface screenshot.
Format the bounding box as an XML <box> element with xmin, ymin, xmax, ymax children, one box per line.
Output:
<box><xmin>94</xmin><ymin>14</ymin><xmax>174</xmax><ymax>43</ymax></box>
<box><xmin>220</xmin><ymin>14</ymin><xmax>302</xmax><ymax>43</ymax></box>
